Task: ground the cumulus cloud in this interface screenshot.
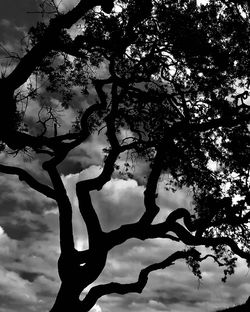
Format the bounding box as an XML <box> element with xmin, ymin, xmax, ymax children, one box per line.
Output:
<box><xmin>93</xmin><ymin>178</ymin><xmax>145</xmax><ymax>231</ymax></box>
<box><xmin>0</xmin><ymin>218</ymin><xmax>60</xmax><ymax>311</ymax></box>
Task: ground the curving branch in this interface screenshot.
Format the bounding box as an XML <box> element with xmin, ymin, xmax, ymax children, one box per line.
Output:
<box><xmin>105</xmin><ymin>207</ymin><xmax>250</xmax><ymax>262</ymax></box>
<box><xmin>80</xmin><ymin>249</ymin><xmax>191</xmax><ymax>311</ymax></box>
<box><xmin>199</xmin><ymin>254</ymin><xmax>225</xmax><ymax>267</ymax></box>
<box><xmin>0</xmin><ymin>163</ymin><xmax>56</xmax><ymax>199</ymax></box>
<box><xmin>149</xmin><ymin>208</ymin><xmax>250</xmax><ymax>261</ymax></box>
<box><xmin>76</xmin><ymin>186</ymin><xmax>103</xmax><ymax>249</ymax></box>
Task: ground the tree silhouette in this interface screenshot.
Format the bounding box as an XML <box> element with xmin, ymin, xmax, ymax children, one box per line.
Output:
<box><xmin>0</xmin><ymin>0</ymin><xmax>249</xmax><ymax>311</ymax></box>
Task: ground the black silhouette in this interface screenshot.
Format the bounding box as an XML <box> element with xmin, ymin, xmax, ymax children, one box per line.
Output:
<box><xmin>0</xmin><ymin>1</ymin><xmax>249</xmax><ymax>311</ymax></box>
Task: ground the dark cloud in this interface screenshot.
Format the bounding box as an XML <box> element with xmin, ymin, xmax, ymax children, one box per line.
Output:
<box><xmin>0</xmin><ymin>0</ymin><xmax>41</xmax><ymax>41</ymax></box>
<box><xmin>0</xmin><ymin>196</ymin><xmax>17</xmax><ymax>216</ymax></box>
<box><xmin>1</xmin><ymin>219</ymin><xmax>49</xmax><ymax>240</ymax></box>
<box><xmin>0</xmin><ymin>1</ymin><xmax>40</xmax><ymax>25</ymax></box>
<box><xmin>57</xmin><ymin>158</ymin><xmax>83</xmax><ymax>176</ymax></box>
<box><xmin>18</xmin><ymin>271</ymin><xmax>41</xmax><ymax>282</ymax></box>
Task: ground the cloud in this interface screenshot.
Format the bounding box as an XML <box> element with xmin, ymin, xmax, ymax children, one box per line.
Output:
<box><xmin>0</xmin><ymin>155</ymin><xmax>61</xmax><ymax>310</ymax></box>
<box><xmin>0</xmin><ymin>228</ymin><xmax>39</xmax><ymax>310</ymax></box>
<box><xmin>0</xmin><ymin>266</ymin><xmax>37</xmax><ymax>304</ymax></box>
<box><xmin>92</xmin><ymin>178</ymin><xmax>145</xmax><ymax>231</ymax></box>
<box><xmin>0</xmin><ymin>220</ymin><xmax>60</xmax><ymax>311</ymax></box>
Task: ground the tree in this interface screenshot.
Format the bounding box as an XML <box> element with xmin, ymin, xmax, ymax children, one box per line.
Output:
<box><xmin>0</xmin><ymin>0</ymin><xmax>249</xmax><ymax>311</ymax></box>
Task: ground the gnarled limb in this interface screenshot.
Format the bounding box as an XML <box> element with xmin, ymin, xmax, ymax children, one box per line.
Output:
<box><xmin>80</xmin><ymin>249</ymin><xmax>193</xmax><ymax>311</ymax></box>
<box><xmin>106</xmin><ymin>207</ymin><xmax>250</xmax><ymax>262</ymax></box>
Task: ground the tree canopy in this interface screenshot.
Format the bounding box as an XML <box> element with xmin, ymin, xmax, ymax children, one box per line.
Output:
<box><xmin>0</xmin><ymin>0</ymin><xmax>249</xmax><ymax>311</ymax></box>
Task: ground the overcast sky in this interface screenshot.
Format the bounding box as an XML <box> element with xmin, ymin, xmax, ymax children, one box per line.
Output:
<box><xmin>0</xmin><ymin>1</ymin><xmax>250</xmax><ymax>312</ymax></box>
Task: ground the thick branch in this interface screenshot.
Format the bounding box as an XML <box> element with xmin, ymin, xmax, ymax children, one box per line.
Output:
<box><xmin>150</xmin><ymin>209</ymin><xmax>250</xmax><ymax>261</ymax></box>
<box><xmin>3</xmin><ymin>129</ymin><xmax>82</xmax><ymax>156</ymax></box>
<box><xmin>76</xmin><ymin>186</ymin><xmax>103</xmax><ymax>249</ymax></box>
<box><xmin>106</xmin><ymin>208</ymin><xmax>250</xmax><ymax>261</ymax></box>
<box><xmin>46</xmin><ymin>165</ymin><xmax>74</xmax><ymax>253</ymax></box>
<box><xmin>0</xmin><ymin>163</ymin><xmax>56</xmax><ymax>200</ymax></box>
<box><xmin>139</xmin><ymin>147</ymin><xmax>165</xmax><ymax>225</ymax></box>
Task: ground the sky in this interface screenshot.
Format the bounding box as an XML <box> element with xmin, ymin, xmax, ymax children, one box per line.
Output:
<box><xmin>0</xmin><ymin>1</ymin><xmax>250</xmax><ymax>312</ymax></box>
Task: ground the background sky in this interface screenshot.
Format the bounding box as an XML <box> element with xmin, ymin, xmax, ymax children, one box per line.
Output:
<box><xmin>0</xmin><ymin>1</ymin><xmax>250</xmax><ymax>312</ymax></box>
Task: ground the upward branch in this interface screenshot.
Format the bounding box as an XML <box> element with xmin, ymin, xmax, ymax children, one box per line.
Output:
<box><xmin>76</xmin><ymin>80</ymin><xmax>121</xmax><ymax>248</ymax></box>
<box><xmin>45</xmin><ymin>165</ymin><xmax>74</xmax><ymax>253</ymax></box>
<box><xmin>139</xmin><ymin>147</ymin><xmax>165</xmax><ymax>225</ymax></box>
<box><xmin>76</xmin><ymin>185</ymin><xmax>103</xmax><ymax>249</ymax></box>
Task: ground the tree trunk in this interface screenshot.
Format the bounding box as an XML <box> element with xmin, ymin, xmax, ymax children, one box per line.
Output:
<box><xmin>50</xmin><ymin>284</ymin><xmax>83</xmax><ymax>312</ymax></box>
